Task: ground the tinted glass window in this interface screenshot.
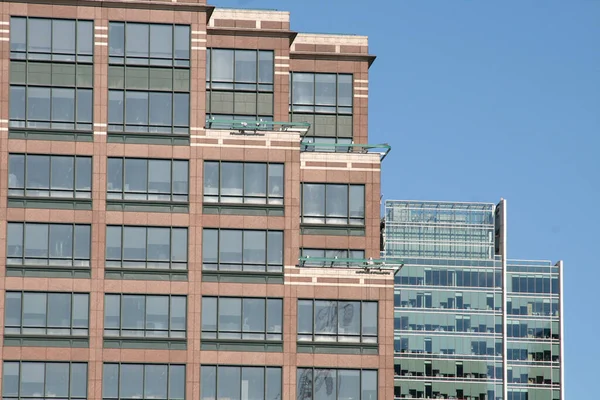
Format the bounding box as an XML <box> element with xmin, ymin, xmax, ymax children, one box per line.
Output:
<box><xmin>202</xmin><ymin>229</ymin><xmax>283</xmax><ymax>273</ymax></box>
<box><xmin>105</xmin><ymin>226</ymin><xmax>188</xmax><ymax>270</ymax></box>
<box><xmin>201</xmin><ymin>366</ymin><xmax>281</xmax><ymax>400</ymax></box>
<box><xmin>201</xmin><ymin>297</ymin><xmax>282</xmax><ymax>341</ymax></box>
<box><xmin>104</xmin><ymin>294</ymin><xmax>186</xmax><ymax>338</ymax></box>
<box><xmin>103</xmin><ymin>364</ymin><xmax>184</xmax><ymax>400</ymax></box>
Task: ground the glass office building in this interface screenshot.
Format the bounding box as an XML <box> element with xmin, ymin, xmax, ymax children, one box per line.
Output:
<box><xmin>384</xmin><ymin>200</ymin><xmax>563</xmax><ymax>400</ymax></box>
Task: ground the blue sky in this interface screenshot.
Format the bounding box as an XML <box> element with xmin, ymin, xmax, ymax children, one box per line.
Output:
<box><xmin>212</xmin><ymin>0</ymin><xmax>599</xmax><ymax>396</ymax></box>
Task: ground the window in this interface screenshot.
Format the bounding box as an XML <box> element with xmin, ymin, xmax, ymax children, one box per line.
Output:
<box><xmin>104</xmin><ymin>294</ymin><xmax>186</xmax><ymax>339</ymax></box>
<box><xmin>107</xmin><ymin>158</ymin><xmax>188</xmax><ymax>202</ymax></box>
<box><xmin>105</xmin><ymin>226</ymin><xmax>188</xmax><ymax>270</ymax></box>
<box><xmin>7</xmin><ymin>223</ymin><xmax>91</xmax><ymax>267</ymax></box>
<box><xmin>201</xmin><ymin>297</ymin><xmax>282</xmax><ymax>341</ymax></box>
<box><xmin>300</xmin><ymin>249</ymin><xmax>365</xmax><ymax>267</ymax></box>
<box><xmin>203</xmin><ymin>161</ymin><xmax>283</xmax><ymax>205</ymax></box>
<box><xmin>202</xmin><ymin>229</ymin><xmax>283</xmax><ymax>273</ymax></box>
<box><xmin>296</xmin><ymin>369</ymin><xmax>377</xmax><ymax>400</ymax></box>
<box><xmin>201</xmin><ymin>366</ymin><xmax>281</xmax><ymax>400</ymax></box>
<box><xmin>103</xmin><ymin>364</ymin><xmax>185</xmax><ymax>400</ymax></box>
<box><xmin>206</xmin><ymin>49</ymin><xmax>274</xmax><ymax>123</ymax></box>
<box><xmin>289</xmin><ymin>73</ymin><xmax>352</xmax><ymax>143</ymax></box>
<box><xmin>3</xmin><ymin>362</ymin><xmax>87</xmax><ymax>400</ymax></box>
<box><xmin>108</xmin><ymin>22</ymin><xmax>190</xmax><ymax>135</ymax></box>
<box><xmin>298</xmin><ymin>300</ymin><xmax>377</xmax><ymax>344</ymax></box>
<box><xmin>9</xmin><ymin>154</ymin><xmax>91</xmax><ymax>199</ymax></box>
<box><xmin>5</xmin><ymin>292</ymin><xmax>89</xmax><ymax>337</ymax></box>
<box><xmin>301</xmin><ymin>184</ymin><xmax>365</xmax><ymax>225</ymax></box>
<box><xmin>9</xmin><ymin>18</ymin><xmax>93</xmax><ymax>131</ymax></box>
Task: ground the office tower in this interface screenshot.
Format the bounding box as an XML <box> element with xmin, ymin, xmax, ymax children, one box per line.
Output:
<box><xmin>384</xmin><ymin>200</ymin><xmax>563</xmax><ymax>400</ymax></box>
<box><xmin>0</xmin><ymin>2</ymin><xmax>396</xmax><ymax>400</ymax></box>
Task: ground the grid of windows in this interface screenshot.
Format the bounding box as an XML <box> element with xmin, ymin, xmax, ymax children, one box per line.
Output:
<box><xmin>107</xmin><ymin>158</ymin><xmax>189</xmax><ymax>203</ymax></box>
<box><xmin>296</xmin><ymin>368</ymin><xmax>377</xmax><ymax>400</ymax></box>
<box><xmin>9</xmin><ymin>18</ymin><xmax>93</xmax><ymax>131</ymax></box>
<box><xmin>6</xmin><ymin>223</ymin><xmax>91</xmax><ymax>267</ymax></box>
<box><xmin>4</xmin><ymin>292</ymin><xmax>89</xmax><ymax>337</ymax></box>
<box><xmin>301</xmin><ymin>184</ymin><xmax>365</xmax><ymax>225</ymax></box>
<box><xmin>290</xmin><ymin>72</ymin><xmax>353</xmax><ymax>144</ymax></box>
<box><xmin>108</xmin><ymin>22</ymin><xmax>190</xmax><ymax>134</ymax></box>
<box><xmin>202</xmin><ymin>229</ymin><xmax>283</xmax><ymax>273</ymax></box>
<box><xmin>300</xmin><ymin>249</ymin><xmax>366</xmax><ymax>267</ymax></box>
<box><xmin>9</xmin><ymin>154</ymin><xmax>92</xmax><ymax>199</ymax></box>
<box><xmin>206</xmin><ymin>49</ymin><xmax>274</xmax><ymax>123</ymax></box>
<box><xmin>201</xmin><ymin>297</ymin><xmax>282</xmax><ymax>341</ymax></box>
<box><xmin>103</xmin><ymin>364</ymin><xmax>185</xmax><ymax>400</ymax></box>
<box><xmin>2</xmin><ymin>361</ymin><xmax>88</xmax><ymax>400</ymax></box>
<box><xmin>104</xmin><ymin>294</ymin><xmax>186</xmax><ymax>338</ymax></box>
<box><xmin>105</xmin><ymin>226</ymin><xmax>188</xmax><ymax>270</ymax></box>
<box><xmin>200</xmin><ymin>366</ymin><xmax>281</xmax><ymax>400</ymax></box>
<box><xmin>203</xmin><ymin>161</ymin><xmax>283</xmax><ymax>205</ymax></box>
<box><xmin>298</xmin><ymin>300</ymin><xmax>378</xmax><ymax>344</ymax></box>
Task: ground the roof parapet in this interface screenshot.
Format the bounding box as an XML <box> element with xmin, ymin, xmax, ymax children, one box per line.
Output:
<box><xmin>292</xmin><ymin>33</ymin><xmax>368</xmax><ymax>49</ymax></box>
<box><xmin>209</xmin><ymin>8</ymin><xmax>290</xmax><ymax>26</ymax></box>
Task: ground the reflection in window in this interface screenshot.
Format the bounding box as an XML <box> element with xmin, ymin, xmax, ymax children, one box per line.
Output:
<box><xmin>300</xmin><ymin>249</ymin><xmax>366</xmax><ymax>267</ymax></box>
<box><xmin>105</xmin><ymin>226</ymin><xmax>188</xmax><ymax>270</ymax></box>
<box><xmin>107</xmin><ymin>158</ymin><xmax>188</xmax><ymax>202</ymax></box>
<box><xmin>296</xmin><ymin>368</ymin><xmax>377</xmax><ymax>400</ymax></box>
<box><xmin>201</xmin><ymin>366</ymin><xmax>281</xmax><ymax>400</ymax></box>
<box><xmin>206</xmin><ymin>49</ymin><xmax>274</xmax><ymax>122</ymax></box>
<box><xmin>301</xmin><ymin>184</ymin><xmax>365</xmax><ymax>225</ymax></box>
<box><xmin>204</xmin><ymin>161</ymin><xmax>283</xmax><ymax>205</ymax></box>
<box><xmin>201</xmin><ymin>297</ymin><xmax>282</xmax><ymax>341</ymax></box>
<box><xmin>9</xmin><ymin>18</ymin><xmax>93</xmax><ymax>131</ymax></box>
<box><xmin>4</xmin><ymin>292</ymin><xmax>89</xmax><ymax>337</ymax></box>
<box><xmin>8</xmin><ymin>154</ymin><xmax>91</xmax><ymax>199</ymax></box>
<box><xmin>10</xmin><ymin>17</ymin><xmax>93</xmax><ymax>61</ymax></box>
<box><xmin>289</xmin><ymin>73</ymin><xmax>353</xmax><ymax>142</ymax></box>
<box><xmin>3</xmin><ymin>361</ymin><xmax>88</xmax><ymax>400</ymax></box>
<box><xmin>108</xmin><ymin>22</ymin><xmax>190</xmax><ymax>134</ymax></box>
<box><xmin>297</xmin><ymin>300</ymin><xmax>377</xmax><ymax>344</ymax></box>
<box><xmin>103</xmin><ymin>363</ymin><xmax>185</xmax><ymax>400</ymax></box>
<box><xmin>202</xmin><ymin>229</ymin><xmax>283</xmax><ymax>273</ymax></box>
<box><xmin>104</xmin><ymin>294</ymin><xmax>186</xmax><ymax>338</ymax></box>
<box><xmin>109</xmin><ymin>23</ymin><xmax>189</xmax><ymax>65</ymax></box>
<box><xmin>7</xmin><ymin>223</ymin><xmax>91</xmax><ymax>267</ymax></box>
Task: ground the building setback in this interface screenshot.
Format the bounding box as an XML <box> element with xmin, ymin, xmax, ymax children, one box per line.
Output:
<box><xmin>383</xmin><ymin>200</ymin><xmax>563</xmax><ymax>400</ymax></box>
<box><xmin>0</xmin><ymin>2</ymin><xmax>397</xmax><ymax>400</ymax></box>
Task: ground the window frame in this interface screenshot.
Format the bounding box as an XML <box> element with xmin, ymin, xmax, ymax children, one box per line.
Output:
<box><xmin>103</xmin><ymin>293</ymin><xmax>187</xmax><ymax>339</ymax></box>
<box><xmin>203</xmin><ymin>161</ymin><xmax>284</xmax><ymax>206</ymax></box>
<box><xmin>107</xmin><ymin>157</ymin><xmax>189</xmax><ymax>203</ymax></box>
<box><xmin>200</xmin><ymin>365</ymin><xmax>282</xmax><ymax>400</ymax></box>
<box><xmin>6</xmin><ymin>222</ymin><xmax>91</xmax><ymax>268</ymax></box>
<box><xmin>202</xmin><ymin>228</ymin><xmax>284</xmax><ymax>274</ymax></box>
<box><xmin>205</xmin><ymin>48</ymin><xmax>275</xmax><ymax>122</ymax></box>
<box><xmin>9</xmin><ymin>17</ymin><xmax>94</xmax><ymax>132</ymax></box>
<box><xmin>107</xmin><ymin>22</ymin><xmax>190</xmax><ymax>135</ymax></box>
<box><xmin>105</xmin><ymin>225</ymin><xmax>188</xmax><ymax>271</ymax></box>
<box><xmin>289</xmin><ymin>72</ymin><xmax>353</xmax><ymax>141</ymax></box>
<box><xmin>108</xmin><ymin>22</ymin><xmax>190</xmax><ymax>66</ymax></box>
<box><xmin>296</xmin><ymin>368</ymin><xmax>378</xmax><ymax>400</ymax></box>
<box><xmin>4</xmin><ymin>291</ymin><xmax>89</xmax><ymax>338</ymax></box>
<box><xmin>10</xmin><ymin>17</ymin><xmax>94</xmax><ymax>62</ymax></box>
<box><xmin>2</xmin><ymin>361</ymin><xmax>88</xmax><ymax>400</ymax></box>
<box><xmin>201</xmin><ymin>296</ymin><xmax>283</xmax><ymax>342</ymax></box>
<box><xmin>297</xmin><ymin>299</ymin><xmax>378</xmax><ymax>344</ymax></box>
<box><xmin>102</xmin><ymin>363</ymin><xmax>185</xmax><ymax>400</ymax></box>
<box><xmin>301</xmin><ymin>183</ymin><xmax>365</xmax><ymax>226</ymax></box>
<box><xmin>8</xmin><ymin>153</ymin><xmax>92</xmax><ymax>200</ymax></box>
